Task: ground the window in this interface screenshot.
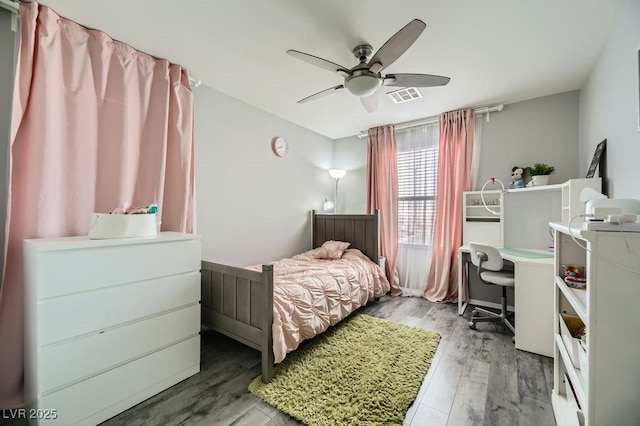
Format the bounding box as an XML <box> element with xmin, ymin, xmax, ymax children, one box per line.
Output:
<box><xmin>396</xmin><ymin>124</ymin><xmax>438</xmax><ymax>246</ymax></box>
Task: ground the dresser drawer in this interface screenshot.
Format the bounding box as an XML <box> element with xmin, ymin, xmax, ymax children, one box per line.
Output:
<box><xmin>34</xmin><ymin>239</ymin><xmax>201</xmax><ymax>299</ymax></box>
<box><xmin>38</xmin><ymin>272</ymin><xmax>199</xmax><ymax>346</ymax></box>
<box><xmin>35</xmin><ymin>336</ymin><xmax>200</xmax><ymax>426</ymax></box>
<box><xmin>37</xmin><ymin>304</ymin><xmax>200</xmax><ymax>394</ymax></box>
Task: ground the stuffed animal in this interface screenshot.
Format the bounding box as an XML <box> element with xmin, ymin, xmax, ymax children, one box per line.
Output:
<box><xmin>509</xmin><ymin>166</ymin><xmax>525</xmax><ymax>189</ymax></box>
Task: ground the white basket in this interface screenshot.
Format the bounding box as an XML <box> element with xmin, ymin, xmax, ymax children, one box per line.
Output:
<box><xmin>88</xmin><ymin>213</ymin><xmax>157</xmax><ymax>239</ymax></box>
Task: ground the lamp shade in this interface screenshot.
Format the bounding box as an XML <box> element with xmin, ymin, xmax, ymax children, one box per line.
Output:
<box><xmin>345</xmin><ymin>75</ymin><xmax>380</xmax><ymax>97</ymax></box>
<box><xmin>328</xmin><ymin>169</ymin><xmax>346</xmax><ymax>179</ymax></box>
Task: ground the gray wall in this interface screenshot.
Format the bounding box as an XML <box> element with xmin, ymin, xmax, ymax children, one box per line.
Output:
<box><xmin>195</xmin><ymin>86</ymin><xmax>335</xmax><ymax>267</ymax></box>
<box><xmin>333</xmin><ymin>91</ymin><xmax>581</xmax><ymax>213</ymax></box>
<box><xmin>579</xmin><ymin>0</ymin><xmax>640</xmax><ymax>199</ymax></box>
<box><xmin>0</xmin><ymin>9</ymin><xmax>15</xmax><ymax>281</ymax></box>
<box><xmin>333</xmin><ymin>135</ymin><xmax>367</xmax><ymax>214</ymax></box>
<box><xmin>477</xmin><ymin>91</ymin><xmax>579</xmax><ymax>189</ymax></box>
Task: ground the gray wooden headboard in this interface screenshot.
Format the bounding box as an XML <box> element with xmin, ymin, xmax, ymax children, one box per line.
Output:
<box><xmin>311</xmin><ymin>210</ymin><xmax>380</xmax><ymax>262</ymax></box>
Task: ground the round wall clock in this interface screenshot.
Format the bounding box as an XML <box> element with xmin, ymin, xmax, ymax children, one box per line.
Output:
<box><xmin>271</xmin><ymin>136</ymin><xmax>289</xmax><ymax>157</ymax></box>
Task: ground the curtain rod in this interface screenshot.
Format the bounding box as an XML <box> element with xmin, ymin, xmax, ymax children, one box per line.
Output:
<box><xmin>356</xmin><ymin>104</ymin><xmax>504</xmax><ymax>138</ymax></box>
<box><xmin>0</xmin><ymin>0</ymin><xmax>18</xmax><ymax>13</ymax></box>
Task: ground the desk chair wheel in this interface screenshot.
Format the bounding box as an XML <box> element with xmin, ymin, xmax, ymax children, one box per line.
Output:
<box><xmin>468</xmin><ymin>321</ymin><xmax>476</xmax><ymax>330</ymax></box>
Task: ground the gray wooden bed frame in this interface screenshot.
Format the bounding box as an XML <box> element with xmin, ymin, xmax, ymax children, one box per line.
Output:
<box><xmin>200</xmin><ymin>210</ymin><xmax>381</xmax><ymax>382</ymax></box>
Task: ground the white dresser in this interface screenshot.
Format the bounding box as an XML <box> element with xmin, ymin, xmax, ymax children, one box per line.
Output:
<box><xmin>23</xmin><ymin>232</ymin><xmax>201</xmax><ymax>425</ymax></box>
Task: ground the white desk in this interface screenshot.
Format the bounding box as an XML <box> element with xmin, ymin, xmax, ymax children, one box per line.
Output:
<box><xmin>457</xmin><ymin>246</ymin><xmax>554</xmax><ymax>357</ymax></box>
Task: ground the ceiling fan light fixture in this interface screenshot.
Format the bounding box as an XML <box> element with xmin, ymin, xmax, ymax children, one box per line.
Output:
<box><xmin>345</xmin><ymin>75</ymin><xmax>381</xmax><ymax>97</ymax></box>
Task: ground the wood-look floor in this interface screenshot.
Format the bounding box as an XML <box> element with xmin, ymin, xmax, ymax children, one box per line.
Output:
<box><xmin>1</xmin><ymin>296</ymin><xmax>556</xmax><ymax>426</ymax></box>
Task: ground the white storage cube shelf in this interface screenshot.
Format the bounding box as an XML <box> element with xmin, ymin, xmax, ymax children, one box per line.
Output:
<box><xmin>462</xmin><ymin>190</ymin><xmax>503</xmax><ymax>247</ymax></box>
<box><xmin>550</xmin><ymin>222</ymin><xmax>640</xmax><ymax>425</ymax></box>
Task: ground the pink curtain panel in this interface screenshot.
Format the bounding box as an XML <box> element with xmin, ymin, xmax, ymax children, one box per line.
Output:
<box><xmin>424</xmin><ymin>109</ymin><xmax>474</xmax><ymax>302</ymax></box>
<box><xmin>366</xmin><ymin>125</ymin><xmax>402</xmax><ymax>296</ymax></box>
<box><xmin>0</xmin><ymin>1</ymin><xmax>195</xmax><ymax>407</ymax></box>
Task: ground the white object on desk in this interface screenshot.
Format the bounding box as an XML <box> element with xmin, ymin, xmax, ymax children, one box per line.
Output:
<box><xmin>561</xmin><ymin>178</ymin><xmax>601</xmax><ymax>225</ymax></box>
<box><xmin>582</xmin><ymin>221</ymin><xmax>640</xmax><ymax>231</ymax></box>
<box><xmin>458</xmin><ymin>246</ymin><xmax>555</xmax><ymax>358</ymax></box>
<box><xmin>584</xmin><ymin>197</ymin><xmax>640</xmax><ymax>221</ymax></box>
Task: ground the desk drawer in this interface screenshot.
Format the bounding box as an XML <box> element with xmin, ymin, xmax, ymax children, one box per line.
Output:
<box><xmin>37</xmin><ymin>304</ymin><xmax>200</xmax><ymax>394</ymax></box>
<box><xmin>38</xmin><ymin>272</ymin><xmax>200</xmax><ymax>346</ymax></box>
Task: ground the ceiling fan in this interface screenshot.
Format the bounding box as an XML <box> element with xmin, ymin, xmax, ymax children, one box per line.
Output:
<box><xmin>286</xmin><ymin>19</ymin><xmax>450</xmax><ymax>112</ymax></box>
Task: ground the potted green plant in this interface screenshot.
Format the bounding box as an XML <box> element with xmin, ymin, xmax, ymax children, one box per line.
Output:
<box><xmin>529</xmin><ymin>163</ymin><xmax>555</xmax><ymax>186</ymax></box>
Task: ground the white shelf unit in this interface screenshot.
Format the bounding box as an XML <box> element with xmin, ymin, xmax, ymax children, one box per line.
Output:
<box><xmin>23</xmin><ymin>232</ymin><xmax>202</xmax><ymax>425</ymax></box>
<box><xmin>464</xmin><ymin>179</ymin><xmax>600</xmax><ymax>248</ymax></box>
<box><xmin>560</xmin><ymin>178</ymin><xmax>601</xmax><ymax>226</ymax></box>
<box><xmin>463</xmin><ymin>190</ymin><xmax>504</xmax><ymax>247</ymax></box>
<box><xmin>507</xmin><ymin>183</ymin><xmax>564</xmax><ymax>193</ymax></box>
<box><xmin>550</xmin><ymin>222</ymin><xmax>640</xmax><ymax>425</ymax></box>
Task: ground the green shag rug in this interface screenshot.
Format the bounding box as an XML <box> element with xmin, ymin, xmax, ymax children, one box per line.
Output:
<box><xmin>249</xmin><ymin>313</ymin><xmax>441</xmax><ymax>426</ymax></box>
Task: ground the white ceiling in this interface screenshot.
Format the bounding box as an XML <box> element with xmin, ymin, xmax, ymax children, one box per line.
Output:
<box><xmin>41</xmin><ymin>0</ymin><xmax>624</xmax><ymax>140</ymax></box>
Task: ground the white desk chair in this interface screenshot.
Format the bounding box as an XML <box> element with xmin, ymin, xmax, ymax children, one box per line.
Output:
<box><xmin>468</xmin><ymin>242</ymin><xmax>515</xmax><ymax>335</ymax></box>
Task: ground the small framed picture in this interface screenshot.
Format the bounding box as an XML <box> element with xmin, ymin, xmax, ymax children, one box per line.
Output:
<box><xmin>586</xmin><ymin>139</ymin><xmax>606</xmax><ymax>179</ymax></box>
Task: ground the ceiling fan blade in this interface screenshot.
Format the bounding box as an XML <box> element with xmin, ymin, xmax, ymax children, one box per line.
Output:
<box><xmin>286</xmin><ymin>50</ymin><xmax>352</xmax><ymax>76</ymax></box>
<box><xmin>298</xmin><ymin>85</ymin><xmax>345</xmax><ymax>103</ymax></box>
<box><xmin>367</xmin><ymin>19</ymin><xmax>426</xmax><ymax>72</ymax></box>
<box><xmin>384</xmin><ymin>73</ymin><xmax>451</xmax><ymax>87</ymax></box>
<box><xmin>360</xmin><ymin>93</ymin><xmax>378</xmax><ymax>113</ymax></box>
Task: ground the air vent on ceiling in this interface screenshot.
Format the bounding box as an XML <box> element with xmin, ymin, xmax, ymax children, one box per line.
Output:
<box><xmin>387</xmin><ymin>87</ymin><xmax>423</xmax><ymax>104</ymax></box>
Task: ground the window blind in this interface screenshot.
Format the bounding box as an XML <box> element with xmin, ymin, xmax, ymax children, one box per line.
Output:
<box><xmin>397</xmin><ymin>137</ymin><xmax>438</xmax><ymax>246</ymax></box>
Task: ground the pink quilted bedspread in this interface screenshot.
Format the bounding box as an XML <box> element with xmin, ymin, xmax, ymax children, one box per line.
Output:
<box><xmin>248</xmin><ymin>248</ymin><xmax>390</xmax><ymax>363</ymax></box>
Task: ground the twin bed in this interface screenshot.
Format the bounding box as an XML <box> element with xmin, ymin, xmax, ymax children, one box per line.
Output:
<box><xmin>200</xmin><ymin>210</ymin><xmax>390</xmax><ymax>382</ymax></box>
